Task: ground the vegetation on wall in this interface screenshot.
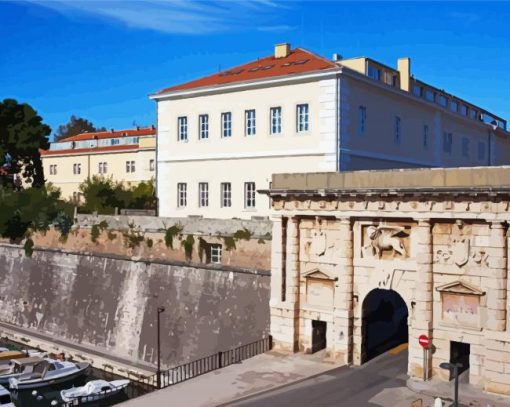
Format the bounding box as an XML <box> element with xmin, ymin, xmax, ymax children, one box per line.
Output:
<box><xmin>122</xmin><ymin>222</ymin><xmax>144</xmax><ymax>249</ymax></box>
<box><xmin>90</xmin><ymin>220</ymin><xmax>108</xmax><ymax>243</ymax></box>
<box><xmin>23</xmin><ymin>237</ymin><xmax>34</xmax><ymax>257</ymax></box>
<box><xmin>78</xmin><ymin>176</ymin><xmax>156</xmax><ymax>214</ymax></box>
<box><xmin>164</xmin><ymin>224</ymin><xmax>183</xmax><ymax>249</ymax></box>
<box><xmin>181</xmin><ymin>234</ymin><xmax>195</xmax><ymax>261</ymax></box>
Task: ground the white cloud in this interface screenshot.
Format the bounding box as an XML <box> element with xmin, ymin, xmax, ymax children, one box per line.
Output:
<box><xmin>26</xmin><ymin>0</ymin><xmax>285</xmax><ymax>35</ymax></box>
<box><xmin>257</xmin><ymin>24</ymin><xmax>296</xmax><ymax>33</ymax></box>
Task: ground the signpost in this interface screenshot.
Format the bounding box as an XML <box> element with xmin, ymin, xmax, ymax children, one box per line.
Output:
<box><xmin>419</xmin><ymin>334</ymin><xmax>430</xmax><ymax>381</ymax></box>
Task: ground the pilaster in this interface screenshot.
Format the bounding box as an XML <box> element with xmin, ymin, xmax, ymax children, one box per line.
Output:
<box><xmin>487</xmin><ymin>222</ymin><xmax>507</xmax><ymax>332</ymax></box>
<box><xmin>333</xmin><ymin>217</ymin><xmax>353</xmax><ymax>364</ymax></box>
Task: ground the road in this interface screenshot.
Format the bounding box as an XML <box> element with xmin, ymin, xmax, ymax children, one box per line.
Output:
<box><xmin>228</xmin><ymin>346</ymin><xmax>426</xmax><ymax>407</ymax></box>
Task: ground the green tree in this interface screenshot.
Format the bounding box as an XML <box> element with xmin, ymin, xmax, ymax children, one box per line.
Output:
<box><xmin>0</xmin><ymin>99</ymin><xmax>51</xmax><ymax>187</ymax></box>
<box><xmin>54</xmin><ymin>115</ymin><xmax>106</xmax><ymax>141</ymax></box>
<box><xmin>0</xmin><ymin>184</ymin><xmax>73</xmax><ymax>243</ymax></box>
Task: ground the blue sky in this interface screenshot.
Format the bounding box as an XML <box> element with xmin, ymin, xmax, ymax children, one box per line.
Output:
<box><xmin>1</xmin><ymin>1</ymin><xmax>509</xmax><ymax>140</ymax></box>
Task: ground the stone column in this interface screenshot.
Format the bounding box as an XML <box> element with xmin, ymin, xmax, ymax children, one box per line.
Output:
<box><xmin>270</xmin><ymin>216</ymin><xmax>300</xmax><ymax>353</ymax></box>
<box><xmin>487</xmin><ymin>222</ymin><xmax>507</xmax><ymax>332</ymax></box>
<box><xmin>333</xmin><ymin>217</ymin><xmax>354</xmax><ymax>364</ymax></box>
<box><xmin>409</xmin><ymin>219</ymin><xmax>433</xmax><ymax>380</ymax></box>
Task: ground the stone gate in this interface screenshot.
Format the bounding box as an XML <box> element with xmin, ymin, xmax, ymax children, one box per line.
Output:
<box><xmin>264</xmin><ymin>166</ymin><xmax>510</xmax><ymax>396</ymax></box>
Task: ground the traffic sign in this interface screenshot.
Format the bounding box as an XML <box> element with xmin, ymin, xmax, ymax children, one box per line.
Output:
<box><xmin>419</xmin><ymin>334</ymin><xmax>430</xmax><ymax>348</ymax></box>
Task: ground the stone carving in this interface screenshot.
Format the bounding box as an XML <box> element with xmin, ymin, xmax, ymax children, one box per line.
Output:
<box><xmin>471</xmin><ymin>249</ymin><xmax>489</xmax><ymax>266</ymax></box>
<box><xmin>363</xmin><ymin>225</ymin><xmax>407</xmax><ymax>258</ymax></box>
<box><xmin>452</xmin><ymin>238</ymin><xmax>470</xmax><ymax>267</ymax></box>
<box><xmin>310</xmin><ymin>231</ymin><xmax>326</xmax><ymax>256</ymax></box>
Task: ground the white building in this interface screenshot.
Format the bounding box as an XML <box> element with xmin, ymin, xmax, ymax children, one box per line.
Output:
<box><xmin>151</xmin><ymin>43</ymin><xmax>509</xmax><ymax>219</ymax></box>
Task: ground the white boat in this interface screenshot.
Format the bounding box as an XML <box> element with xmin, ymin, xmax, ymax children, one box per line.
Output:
<box><xmin>8</xmin><ymin>358</ymin><xmax>89</xmax><ymax>390</ymax></box>
<box><xmin>0</xmin><ymin>384</ymin><xmax>14</xmax><ymax>407</ymax></box>
<box><xmin>0</xmin><ymin>349</ymin><xmax>8</xmax><ymax>354</ymax></box>
<box><xmin>0</xmin><ymin>356</ymin><xmax>45</xmax><ymax>385</ymax></box>
<box><xmin>60</xmin><ymin>379</ymin><xmax>130</xmax><ymax>403</ymax></box>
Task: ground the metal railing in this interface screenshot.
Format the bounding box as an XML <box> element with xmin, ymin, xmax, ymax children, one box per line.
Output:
<box><xmin>63</xmin><ymin>336</ymin><xmax>272</xmax><ymax>405</ymax></box>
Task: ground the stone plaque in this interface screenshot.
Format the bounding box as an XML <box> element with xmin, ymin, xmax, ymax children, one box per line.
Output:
<box><xmin>306</xmin><ymin>278</ymin><xmax>334</xmax><ymax>308</ymax></box>
<box><xmin>441</xmin><ymin>293</ymin><xmax>480</xmax><ymax>329</ymax></box>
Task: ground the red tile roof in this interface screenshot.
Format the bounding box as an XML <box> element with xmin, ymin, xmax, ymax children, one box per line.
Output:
<box><xmin>61</xmin><ymin>127</ymin><xmax>156</xmax><ymax>142</ymax></box>
<box><xmin>155</xmin><ymin>48</ymin><xmax>337</xmax><ymax>95</ymax></box>
<box><xmin>40</xmin><ymin>144</ymin><xmax>140</xmax><ymax>156</ymax></box>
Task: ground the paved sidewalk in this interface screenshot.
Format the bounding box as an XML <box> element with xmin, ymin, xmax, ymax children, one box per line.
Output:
<box><xmin>121</xmin><ymin>351</ymin><xmax>343</xmax><ymax>407</ymax></box>
<box><xmin>408</xmin><ymin>377</ymin><xmax>510</xmax><ymax>407</ymax></box>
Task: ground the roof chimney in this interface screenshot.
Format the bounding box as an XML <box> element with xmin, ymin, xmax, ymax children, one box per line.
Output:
<box><xmin>397</xmin><ymin>57</ymin><xmax>411</xmax><ymax>92</ymax></box>
<box><xmin>332</xmin><ymin>53</ymin><xmax>342</xmax><ymax>62</ymax></box>
<box><xmin>151</xmin><ymin>125</ymin><xmax>155</xmax><ymax>130</ymax></box>
<box><xmin>110</xmin><ymin>128</ymin><xmax>114</xmax><ymax>133</ymax></box>
<box><xmin>274</xmin><ymin>43</ymin><xmax>290</xmax><ymax>59</ymax></box>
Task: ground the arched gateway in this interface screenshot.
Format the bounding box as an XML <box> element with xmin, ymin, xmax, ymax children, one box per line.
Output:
<box><xmin>264</xmin><ymin>167</ymin><xmax>510</xmax><ymax>396</ymax></box>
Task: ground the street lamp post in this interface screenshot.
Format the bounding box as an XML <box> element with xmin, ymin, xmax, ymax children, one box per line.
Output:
<box><xmin>156</xmin><ymin>306</ymin><xmax>165</xmax><ymax>389</ymax></box>
<box><xmin>440</xmin><ymin>362</ymin><xmax>462</xmax><ymax>407</ymax></box>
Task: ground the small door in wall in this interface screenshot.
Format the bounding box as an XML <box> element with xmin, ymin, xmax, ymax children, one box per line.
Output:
<box><xmin>312</xmin><ymin>320</ymin><xmax>327</xmax><ymax>353</ymax></box>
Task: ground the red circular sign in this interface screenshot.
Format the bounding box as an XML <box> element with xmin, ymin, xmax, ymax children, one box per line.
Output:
<box><xmin>419</xmin><ymin>334</ymin><xmax>430</xmax><ymax>348</ymax></box>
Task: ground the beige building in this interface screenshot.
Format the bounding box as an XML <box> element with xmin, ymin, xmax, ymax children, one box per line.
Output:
<box><xmin>152</xmin><ymin>43</ymin><xmax>509</xmax><ymax>219</ymax></box>
<box><xmin>41</xmin><ymin>127</ymin><xmax>156</xmax><ymax>200</ymax></box>
<box><xmin>266</xmin><ymin>166</ymin><xmax>510</xmax><ymax>396</ymax></box>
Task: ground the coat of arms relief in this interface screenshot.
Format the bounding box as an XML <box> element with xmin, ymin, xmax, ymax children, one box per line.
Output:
<box><xmin>435</xmin><ymin>237</ymin><xmax>489</xmax><ymax>267</ymax></box>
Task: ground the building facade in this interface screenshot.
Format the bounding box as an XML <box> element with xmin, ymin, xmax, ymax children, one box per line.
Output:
<box><xmin>41</xmin><ymin>127</ymin><xmax>156</xmax><ymax>200</ymax></box>
<box><xmin>152</xmin><ymin>43</ymin><xmax>510</xmax><ymax>219</ymax></box>
<box><xmin>266</xmin><ymin>166</ymin><xmax>510</xmax><ymax>396</ymax></box>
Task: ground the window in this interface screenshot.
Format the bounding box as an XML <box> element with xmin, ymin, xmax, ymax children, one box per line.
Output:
<box><xmin>210</xmin><ymin>244</ymin><xmax>222</xmax><ymax>264</ymax></box>
<box><xmin>221</xmin><ymin>112</ymin><xmax>232</xmax><ymax>138</ymax></box>
<box><xmin>460</xmin><ymin>105</ymin><xmax>468</xmax><ymax>116</ymax></box>
<box><xmin>126</xmin><ymin>160</ymin><xmax>135</xmax><ymax>173</ymax></box>
<box><xmin>424</xmin><ymin>89</ymin><xmax>435</xmax><ymax>102</ymax></box>
<box><xmin>73</xmin><ymin>163</ymin><xmax>81</xmax><ymax>175</ymax></box>
<box><xmin>443</xmin><ymin>132</ymin><xmax>453</xmax><ymax>155</ymax></box>
<box><xmin>72</xmin><ymin>191</ymin><xmax>80</xmax><ymax>202</ymax></box>
<box><xmin>462</xmin><ymin>137</ymin><xmax>470</xmax><ymax>157</ymax></box>
<box><xmin>98</xmin><ymin>162</ymin><xmax>108</xmax><ymax>174</ymax></box>
<box><xmin>438</xmin><ymin>95</ymin><xmax>447</xmax><ymax>107</ymax></box>
<box><xmin>245</xmin><ymin>110</ymin><xmax>256</xmax><ymax>136</ymax></box>
<box><xmin>469</xmin><ymin>109</ymin><xmax>478</xmax><ymax>120</ymax></box>
<box><xmin>178</xmin><ymin>116</ymin><xmax>188</xmax><ymax>141</ymax></box>
<box><xmin>270</xmin><ymin>107</ymin><xmax>282</xmax><ymax>135</ymax></box>
<box><xmin>199</xmin><ymin>182</ymin><xmax>209</xmax><ymax>207</ymax></box>
<box><xmin>450</xmin><ymin>101</ymin><xmax>458</xmax><ymax>113</ymax></box>
<box><xmin>244</xmin><ymin>182</ymin><xmax>256</xmax><ymax>208</ymax></box>
<box><xmin>478</xmin><ymin>142</ymin><xmax>486</xmax><ymax>161</ymax></box>
<box><xmin>412</xmin><ymin>84</ymin><xmax>422</xmax><ymax>97</ymax></box>
<box><xmin>394</xmin><ymin>116</ymin><xmax>401</xmax><ymax>144</ymax></box>
<box><xmin>149</xmin><ymin>159</ymin><xmax>155</xmax><ymax>171</ymax></box>
<box><xmin>367</xmin><ymin>65</ymin><xmax>381</xmax><ymax>81</ymax></box>
<box><xmin>177</xmin><ymin>183</ymin><xmax>187</xmax><ymax>207</ymax></box>
<box><xmin>358</xmin><ymin>106</ymin><xmax>367</xmax><ymax>134</ymax></box>
<box><xmin>297</xmin><ymin>104</ymin><xmax>309</xmax><ymax>133</ymax></box>
<box><xmin>111</xmin><ymin>138</ymin><xmax>120</xmax><ymax>145</ymax></box>
<box><xmin>199</xmin><ymin>114</ymin><xmax>209</xmax><ymax>139</ymax></box>
<box><xmin>423</xmin><ymin>125</ymin><xmax>429</xmax><ymax>149</ymax></box>
<box><xmin>49</xmin><ymin>164</ymin><xmax>57</xmax><ymax>175</ymax></box>
<box><xmin>221</xmin><ymin>182</ymin><xmax>232</xmax><ymax>207</ymax></box>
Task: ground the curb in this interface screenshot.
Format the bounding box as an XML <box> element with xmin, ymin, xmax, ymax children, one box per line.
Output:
<box><xmin>216</xmin><ymin>363</ymin><xmax>348</xmax><ymax>406</ymax></box>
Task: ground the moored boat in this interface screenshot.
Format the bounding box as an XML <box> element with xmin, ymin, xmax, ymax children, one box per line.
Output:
<box><xmin>60</xmin><ymin>379</ymin><xmax>130</xmax><ymax>403</ymax></box>
<box><xmin>8</xmin><ymin>358</ymin><xmax>89</xmax><ymax>390</ymax></box>
<box><xmin>0</xmin><ymin>384</ymin><xmax>14</xmax><ymax>407</ymax></box>
<box><xmin>0</xmin><ymin>356</ymin><xmax>46</xmax><ymax>385</ymax></box>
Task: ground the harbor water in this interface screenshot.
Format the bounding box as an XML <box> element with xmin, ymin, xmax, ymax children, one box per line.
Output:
<box><xmin>0</xmin><ymin>340</ymin><xmax>153</xmax><ymax>407</ymax></box>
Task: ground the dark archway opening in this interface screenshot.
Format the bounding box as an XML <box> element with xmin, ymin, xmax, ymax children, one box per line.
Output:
<box><xmin>361</xmin><ymin>289</ymin><xmax>408</xmax><ymax>363</ymax></box>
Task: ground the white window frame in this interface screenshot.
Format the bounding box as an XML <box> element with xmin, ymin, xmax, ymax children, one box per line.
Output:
<box><xmin>245</xmin><ymin>109</ymin><xmax>256</xmax><ymax>136</ymax></box>
<box><xmin>297</xmin><ymin>104</ymin><xmax>309</xmax><ymax>133</ymax></box>
<box><xmin>178</xmin><ymin>116</ymin><xmax>188</xmax><ymax>141</ymax></box>
<box><xmin>49</xmin><ymin>164</ymin><xmax>57</xmax><ymax>175</ymax></box>
<box><xmin>210</xmin><ymin>244</ymin><xmax>222</xmax><ymax>264</ymax></box>
<box><xmin>73</xmin><ymin>163</ymin><xmax>81</xmax><ymax>175</ymax></box>
<box><xmin>270</xmin><ymin>107</ymin><xmax>282</xmax><ymax>135</ymax></box>
<box><xmin>358</xmin><ymin>106</ymin><xmax>366</xmax><ymax>135</ymax></box>
<box><xmin>149</xmin><ymin>159</ymin><xmax>155</xmax><ymax>171</ymax></box>
<box><xmin>244</xmin><ymin>182</ymin><xmax>256</xmax><ymax>209</ymax></box>
<box><xmin>199</xmin><ymin>114</ymin><xmax>209</xmax><ymax>140</ymax></box>
<box><xmin>125</xmin><ymin>160</ymin><xmax>135</xmax><ymax>173</ymax></box>
<box><xmin>98</xmin><ymin>162</ymin><xmax>108</xmax><ymax>174</ymax></box>
<box><xmin>221</xmin><ymin>112</ymin><xmax>232</xmax><ymax>138</ymax></box>
<box><xmin>199</xmin><ymin>182</ymin><xmax>209</xmax><ymax>207</ymax></box>
<box><xmin>177</xmin><ymin>183</ymin><xmax>187</xmax><ymax>208</ymax></box>
<box><xmin>221</xmin><ymin>182</ymin><xmax>232</xmax><ymax>207</ymax></box>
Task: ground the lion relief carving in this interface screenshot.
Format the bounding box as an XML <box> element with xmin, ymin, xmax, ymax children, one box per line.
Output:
<box><xmin>363</xmin><ymin>225</ymin><xmax>408</xmax><ymax>258</ymax></box>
